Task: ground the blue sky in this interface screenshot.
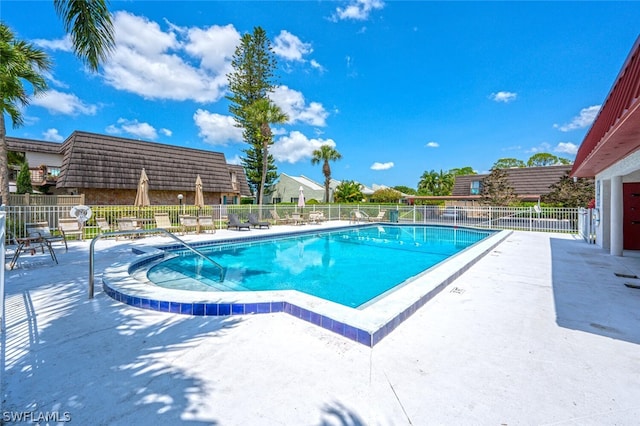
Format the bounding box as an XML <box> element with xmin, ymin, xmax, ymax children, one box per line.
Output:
<box><xmin>2</xmin><ymin>1</ymin><xmax>639</xmax><ymax>189</ymax></box>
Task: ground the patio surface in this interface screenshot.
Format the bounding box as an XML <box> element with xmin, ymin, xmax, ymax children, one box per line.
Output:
<box><xmin>2</xmin><ymin>223</ymin><xmax>640</xmax><ymax>425</ymax></box>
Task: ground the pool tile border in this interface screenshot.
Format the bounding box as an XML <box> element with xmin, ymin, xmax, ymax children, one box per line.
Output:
<box><xmin>102</xmin><ymin>225</ymin><xmax>512</xmax><ymax>347</ymax></box>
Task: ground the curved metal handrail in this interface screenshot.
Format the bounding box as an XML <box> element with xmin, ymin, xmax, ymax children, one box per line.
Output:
<box><xmin>89</xmin><ymin>227</ymin><xmax>225</xmax><ymax>299</ymax></box>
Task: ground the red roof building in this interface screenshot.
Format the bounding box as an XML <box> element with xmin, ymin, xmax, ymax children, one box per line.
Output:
<box><xmin>571</xmin><ymin>36</ymin><xmax>640</xmax><ymax>254</ymax></box>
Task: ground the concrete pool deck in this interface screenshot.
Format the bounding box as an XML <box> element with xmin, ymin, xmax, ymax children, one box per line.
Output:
<box><xmin>3</xmin><ymin>223</ymin><xmax>640</xmax><ymax>424</ymax></box>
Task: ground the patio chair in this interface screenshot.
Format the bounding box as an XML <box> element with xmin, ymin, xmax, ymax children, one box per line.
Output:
<box><xmin>248</xmin><ymin>213</ymin><xmax>270</xmax><ymax>229</ymax></box>
<box><xmin>197</xmin><ymin>215</ymin><xmax>216</xmax><ymax>234</ymax></box>
<box><xmin>154</xmin><ymin>213</ymin><xmax>181</xmax><ymax>233</ymax></box>
<box><xmin>368</xmin><ymin>210</ymin><xmax>386</xmax><ymax>222</ymax></box>
<box><xmin>179</xmin><ymin>215</ymin><xmax>199</xmax><ymax>234</ymax></box>
<box><xmin>270</xmin><ymin>210</ymin><xmax>291</xmax><ymax>225</ymax></box>
<box><xmin>308</xmin><ymin>211</ymin><xmax>326</xmax><ymax>224</ymax></box>
<box><xmin>227</xmin><ymin>214</ymin><xmax>251</xmax><ymax>231</ymax></box>
<box><xmin>26</xmin><ymin>221</ymin><xmax>68</xmax><ymax>251</ymax></box>
<box><xmin>290</xmin><ymin>212</ymin><xmax>306</xmax><ymax>225</ymax></box>
<box><xmin>95</xmin><ymin>217</ymin><xmax>113</xmax><ymax>234</ymax></box>
<box><xmin>116</xmin><ymin>218</ymin><xmax>142</xmax><ymax>239</ymax></box>
<box><xmin>350</xmin><ymin>210</ymin><xmax>368</xmax><ymax>223</ymax></box>
<box><xmin>58</xmin><ymin>217</ymin><xmax>84</xmax><ymax>242</ymax></box>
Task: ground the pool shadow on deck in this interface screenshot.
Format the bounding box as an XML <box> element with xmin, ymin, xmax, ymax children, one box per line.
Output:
<box><xmin>2</xmin><ymin>255</ymin><xmax>241</xmax><ymax>425</ymax></box>
<box><xmin>549</xmin><ymin>237</ymin><xmax>640</xmax><ymax>345</ymax></box>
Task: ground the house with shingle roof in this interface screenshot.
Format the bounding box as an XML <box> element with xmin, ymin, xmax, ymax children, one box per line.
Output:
<box><xmin>452</xmin><ymin>165</ymin><xmax>574</xmax><ymax>200</ymax></box>
<box><xmin>403</xmin><ymin>165</ymin><xmax>576</xmax><ymax>205</ymax></box>
<box><xmin>7</xmin><ymin>131</ymin><xmax>252</xmax><ymax>205</ymax></box>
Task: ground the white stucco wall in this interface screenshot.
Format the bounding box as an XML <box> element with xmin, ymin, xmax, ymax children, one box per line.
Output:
<box><xmin>595</xmin><ymin>148</ymin><xmax>640</xmax><ymax>253</ymax></box>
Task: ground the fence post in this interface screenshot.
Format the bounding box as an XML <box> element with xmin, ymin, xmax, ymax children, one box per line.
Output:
<box><xmin>529</xmin><ymin>207</ymin><xmax>532</xmax><ymax>232</ymax></box>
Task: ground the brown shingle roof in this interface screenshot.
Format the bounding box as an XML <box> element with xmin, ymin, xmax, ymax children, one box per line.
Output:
<box><xmin>56</xmin><ymin>131</ymin><xmax>236</xmax><ymax>192</ymax></box>
<box><xmin>453</xmin><ymin>165</ymin><xmax>573</xmax><ymax>197</ymax></box>
<box><xmin>6</xmin><ymin>137</ymin><xmax>63</xmax><ymax>154</ymax></box>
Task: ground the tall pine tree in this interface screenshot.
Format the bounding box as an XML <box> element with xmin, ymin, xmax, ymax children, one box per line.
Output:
<box><xmin>226</xmin><ymin>27</ymin><xmax>279</xmax><ymax>203</ymax></box>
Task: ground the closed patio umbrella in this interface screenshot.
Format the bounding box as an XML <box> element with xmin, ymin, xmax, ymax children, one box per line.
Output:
<box><xmin>194</xmin><ymin>174</ymin><xmax>205</xmax><ymax>209</ymax></box>
<box><xmin>298</xmin><ymin>186</ymin><xmax>305</xmax><ymax>211</ymax></box>
<box><xmin>134</xmin><ymin>168</ymin><xmax>150</xmax><ymax>207</ymax></box>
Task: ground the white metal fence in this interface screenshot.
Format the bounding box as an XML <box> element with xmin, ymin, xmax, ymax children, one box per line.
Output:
<box><xmin>577</xmin><ymin>208</ymin><xmax>597</xmax><ymax>244</ymax></box>
<box><xmin>2</xmin><ymin>203</ymin><xmax>581</xmax><ymax>240</ymax></box>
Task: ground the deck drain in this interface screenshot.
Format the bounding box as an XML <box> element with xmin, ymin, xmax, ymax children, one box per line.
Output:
<box><xmin>450</xmin><ymin>287</ymin><xmax>465</xmax><ymax>294</ymax></box>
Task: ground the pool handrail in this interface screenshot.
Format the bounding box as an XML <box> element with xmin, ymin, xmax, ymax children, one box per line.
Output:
<box><xmin>89</xmin><ymin>227</ymin><xmax>225</xmax><ymax>299</ymax></box>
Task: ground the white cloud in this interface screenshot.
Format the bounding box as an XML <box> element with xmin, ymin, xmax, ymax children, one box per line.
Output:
<box><xmin>106</xmin><ymin>118</ymin><xmax>159</xmax><ymax>139</ymax></box>
<box><xmin>370</xmin><ymin>162</ymin><xmax>394</xmax><ymax>171</ymax></box>
<box><xmin>160</xmin><ymin>128</ymin><xmax>172</xmax><ymax>137</ymax></box>
<box><xmin>42</xmin><ymin>128</ymin><xmax>64</xmax><ymax>142</ymax></box>
<box><xmin>271</xmin><ymin>131</ymin><xmax>336</xmax><ymax>163</ymax></box>
<box><xmin>30</xmin><ymin>89</ymin><xmax>98</xmax><ymax>115</ymax></box>
<box><xmin>273</xmin><ymin>30</ymin><xmax>312</xmax><ymax>62</ymax></box>
<box><xmin>489</xmin><ymin>91</ymin><xmax>517</xmax><ymax>103</ymax></box>
<box><xmin>554</xmin><ymin>142</ymin><xmax>579</xmax><ymax>155</ymax></box>
<box><xmin>103</xmin><ymin>11</ymin><xmax>238</xmax><ymax>103</ymax></box>
<box><xmin>333</xmin><ymin>0</ymin><xmax>385</xmax><ymax>21</ymax></box>
<box><xmin>193</xmin><ymin>109</ymin><xmax>243</xmax><ymax>146</ymax></box>
<box><xmin>310</xmin><ymin>59</ymin><xmax>325</xmax><ymax>73</ymax></box>
<box><xmin>425</xmin><ymin>141</ymin><xmax>439</xmax><ymax>148</ymax></box>
<box><xmin>527</xmin><ymin>142</ymin><xmax>552</xmax><ymax>154</ymax></box>
<box><xmin>227</xmin><ymin>155</ymin><xmax>243</xmax><ymax>165</ymax></box>
<box><xmin>270</xmin><ymin>85</ymin><xmax>329</xmax><ymax>127</ymax></box>
<box><xmin>33</xmin><ymin>35</ymin><xmax>73</xmax><ymax>52</ymax></box>
<box><xmin>554</xmin><ymin>105</ymin><xmax>601</xmax><ymax>132</ymax></box>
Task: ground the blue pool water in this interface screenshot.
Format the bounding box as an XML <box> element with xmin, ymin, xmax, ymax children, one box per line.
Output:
<box><xmin>147</xmin><ymin>225</ymin><xmax>494</xmax><ymax>308</ymax></box>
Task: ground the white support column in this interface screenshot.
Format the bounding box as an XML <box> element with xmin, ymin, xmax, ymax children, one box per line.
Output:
<box><xmin>610</xmin><ymin>175</ymin><xmax>624</xmax><ymax>256</ymax></box>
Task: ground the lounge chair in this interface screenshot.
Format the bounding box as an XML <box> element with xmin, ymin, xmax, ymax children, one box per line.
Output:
<box><xmin>368</xmin><ymin>210</ymin><xmax>386</xmax><ymax>222</ymax></box>
<box><xmin>227</xmin><ymin>213</ymin><xmax>251</xmax><ymax>231</ymax></box>
<box><xmin>248</xmin><ymin>213</ymin><xmax>270</xmax><ymax>229</ymax></box>
<box><xmin>26</xmin><ymin>221</ymin><xmax>68</xmax><ymax>251</ymax></box>
<box><xmin>154</xmin><ymin>213</ymin><xmax>181</xmax><ymax>233</ymax></box>
<box><xmin>179</xmin><ymin>215</ymin><xmax>199</xmax><ymax>234</ymax></box>
<box><xmin>270</xmin><ymin>210</ymin><xmax>291</xmax><ymax>224</ymax></box>
<box><xmin>197</xmin><ymin>216</ymin><xmax>216</xmax><ymax>233</ymax></box>
<box><xmin>95</xmin><ymin>217</ymin><xmax>113</xmax><ymax>234</ymax></box>
<box><xmin>58</xmin><ymin>217</ymin><xmax>84</xmax><ymax>242</ymax></box>
<box><xmin>350</xmin><ymin>210</ymin><xmax>368</xmax><ymax>223</ymax></box>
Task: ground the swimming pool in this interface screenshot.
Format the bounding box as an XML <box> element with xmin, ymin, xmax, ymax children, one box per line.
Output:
<box><xmin>147</xmin><ymin>225</ymin><xmax>493</xmax><ymax>308</ymax></box>
<box><xmin>102</xmin><ymin>223</ymin><xmax>511</xmax><ymax>346</ymax></box>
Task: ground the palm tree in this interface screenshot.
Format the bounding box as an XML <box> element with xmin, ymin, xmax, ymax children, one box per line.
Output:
<box><xmin>0</xmin><ymin>1</ymin><xmax>114</xmax><ymax>205</ymax></box>
<box><xmin>243</xmin><ymin>98</ymin><xmax>288</xmax><ymax>206</ymax></box>
<box><xmin>333</xmin><ymin>180</ymin><xmax>363</xmax><ymax>203</ymax></box>
<box><xmin>311</xmin><ymin>145</ymin><xmax>342</xmax><ymax>203</ymax></box>
<box><xmin>0</xmin><ymin>24</ymin><xmax>52</xmax><ymax>205</ymax></box>
<box><xmin>53</xmin><ymin>0</ymin><xmax>115</xmax><ymax>72</ymax></box>
<box><xmin>418</xmin><ymin>169</ymin><xmax>454</xmax><ymax>196</ymax></box>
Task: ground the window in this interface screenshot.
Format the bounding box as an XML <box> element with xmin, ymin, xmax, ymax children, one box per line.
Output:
<box><xmin>470</xmin><ymin>180</ymin><xmax>482</xmax><ymax>195</ymax></box>
<box><xmin>272</xmin><ymin>197</ymin><xmax>281</xmax><ymax>204</ymax></box>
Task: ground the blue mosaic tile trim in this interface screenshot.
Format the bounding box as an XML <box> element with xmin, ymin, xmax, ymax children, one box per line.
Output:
<box><xmin>102</xmin><ymin>277</ymin><xmax>376</xmax><ymax>347</ymax></box>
